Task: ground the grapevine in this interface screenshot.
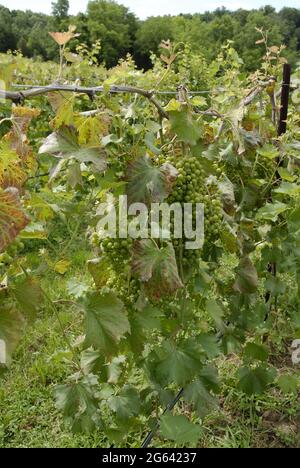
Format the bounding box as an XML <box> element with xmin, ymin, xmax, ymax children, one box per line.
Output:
<box><xmin>0</xmin><ymin>28</ymin><xmax>299</xmax><ymax>448</ymax></box>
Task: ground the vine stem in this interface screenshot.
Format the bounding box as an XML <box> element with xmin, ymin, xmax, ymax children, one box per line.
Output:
<box><xmin>1</xmin><ymin>84</ymin><xmax>169</xmax><ymax>119</ymax></box>
<box><xmin>141</xmin><ymin>388</ymin><xmax>184</xmax><ymax>448</ymax></box>
<box><xmin>41</xmin><ymin>287</ymin><xmax>81</xmax><ymax>369</ymax></box>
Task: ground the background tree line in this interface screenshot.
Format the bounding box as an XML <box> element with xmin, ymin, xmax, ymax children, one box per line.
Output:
<box><xmin>0</xmin><ymin>0</ymin><xmax>299</xmax><ymax>70</ymax></box>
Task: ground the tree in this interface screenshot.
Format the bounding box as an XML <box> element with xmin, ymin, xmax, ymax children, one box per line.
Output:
<box><xmin>87</xmin><ymin>0</ymin><xmax>138</xmax><ymax>68</ymax></box>
<box><xmin>52</xmin><ymin>0</ymin><xmax>70</xmax><ymax>19</ymax></box>
<box><xmin>134</xmin><ymin>16</ymin><xmax>176</xmax><ymax>69</ymax></box>
<box><xmin>0</xmin><ymin>6</ymin><xmax>15</xmax><ymax>52</ymax></box>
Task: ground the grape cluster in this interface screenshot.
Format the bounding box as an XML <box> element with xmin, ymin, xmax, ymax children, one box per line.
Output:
<box><xmin>255</xmin><ymin>158</ymin><xmax>275</xmax><ymax>181</ymax></box>
<box><xmin>108</xmin><ymin>275</ymin><xmax>141</xmax><ymax>306</ymax></box>
<box><xmin>156</xmin><ymin>154</ymin><xmax>224</xmax><ymax>268</ymax></box>
<box><xmin>0</xmin><ymin>239</ymin><xmax>25</xmax><ymax>269</ymax></box>
<box><xmin>222</xmin><ymin>161</ymin><xmax>251</xmax><ymax>186</ymax></box>
<box><xmin>91</xmin><ymin>234</ymin><xmax>132</xmax><ymax>271</ymax></box>
<box><xmin>91</xmin><ymin>231</ymin><xmax>142</xmax><ymax>305</ymax></box>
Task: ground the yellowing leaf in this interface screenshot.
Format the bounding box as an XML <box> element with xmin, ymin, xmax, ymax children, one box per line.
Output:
<box><xmin>0</xmin><ymin>188</ymin><xmax>29</xmax><ymax>252</ymax></box>
<box><xmin>48</xmin><ymin>91</ymin><xmax>70</xmax><ymax>112</ymax></box>
<box><xmin>11</xmin><ymin>106</ymin><xmax>41</xmax><ymax>134</ymax></box>
<box><xmin>74</xmin><ymin>114</ymin><xmax>110</xmax><ymax>146</ymax></box>
<box><xmin>0</xmin><ymin>141</ymin><xmax>25</xmax><ymax>189</ymax></box>
<box><xmin>51</xmin><ymin>95</ymin><xmax>75</xmax><ymax>129</ymax></box>
<box><xmin>54</xmin><ymin>259</ymin><xmax>71</xmax><ymax>275</ymax></box>
<box><xmin>49</xmin><ymin>26</ymin><xmax>80</xmax><ymax>46</ymax></box>
<box><xmin>3</xmin><ymin>107</ymin><xmax>40</xmax><ymax>167</ymax></box>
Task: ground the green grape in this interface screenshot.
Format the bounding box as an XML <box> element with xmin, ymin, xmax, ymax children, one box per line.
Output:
<box><xmin>163</xmin><ymin>154</ymin><xmax>224</xmax><ymax>270</ymax></box>
<box><xmin>255</xmin><ymin>157</ymin><xmax>275</xmax><ymax>180</ymax></box>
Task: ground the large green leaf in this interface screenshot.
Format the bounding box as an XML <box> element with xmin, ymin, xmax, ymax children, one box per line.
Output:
<box><xmin>80</xmin><ymin>348</ymin><xmax>105</xmax><ymax>375</ymax></box>
<box><xmin>256</xmin><ymin>202</ymin><xmax>289</xmax><ymax>222</ymax></box>
<box><xmin>126</xmin><ymin>154</ymin><xmax>177</xmax><ymax>204</ymax></box>
<box><xmin>277</xmin><ymin>374</ymin><xmax>299</xmax><ymax>395</ymax></box>
<box><xmin>108</xmin><ymin>385</ymin><xmax>140</xmax><ymax>420</ymax></box>
<box><xmin>168</xmin><ymin>105</ymin><xmax>201</xmax><ymax>146</ymax></box>
<box><xmin>238</xmin><ymin>366</ymin><xmax>276</xmax><ymax>395</ymax></box>
<box><xmin>134</xmin><ymin>305</ymin><xmax>163</xmax><ymax>331</ymax></box>
<box><xmin>184</xmin><ymin>369</ymin><xmax>219</xmax><ymax>418</ymax></box>
<box><xmin>244</xmin><ymin>343</ymin><xmax>269</xmax><ymax>362</ymax></box>
<box><xmin>206</xmin><ymin>299</ymin><xmax>224</xmax><ymax>329</ymax></box>
<box><xmin>39</xmin><ymin>127</ymin><xmax>106</xmax><ymax>172</ymax></box>
<box><xmin>257</xmin><ymin>144</ymin><xmax>279</xmax><ymax>160</ymax></box>
<box><xmin>196</xmin><ymin>334</ymin><xmax>220</xmax><ymax>359</ymax></box>
<box><xmin>13</xmin><ymin>276</ymin><xmax>44</xmax><ymax>321</ymax></box>
<box><xmin>83</xmin><ymin>291</ymin><xmax>130</xmax><ymax>354</ymax></box>
<box><xmin>273</xmin><ymin>182</ymin><xmax>300</xmax><ymax>197</ymax></box>
<box><xmin>132</xmin><ymin>240</ymin><xmax>183</xmax><ymax>299</ymax></box>
<box><xmin>54</xmin><ymin>376</ymin><xmax>102</xmax><ymax>433</ymax></box>
<box><xmin>155</xmin><ymin>339</ymin><xmax>204</xmax><ymax>386</ymax></box>
<box><xmin>67</xmin><ymin>278</ymin><xmax>89</xmax><ymax>299</ymax></box>
<box><xmin>160</xmin><ymin>414</ymin><xmax>202</xmax><ymax>444</ymax></box>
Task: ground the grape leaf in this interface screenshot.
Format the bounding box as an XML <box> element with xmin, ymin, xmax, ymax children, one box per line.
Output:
<box><xmin>80</xmin><ymin>348</ymin><xmax>104</xmax><ymax>375</ymax></box>
<box><xmin>67</xmin><ymin>278</ymin><xmax>89</xmax><ymax>299</ymax></box>
<box><xmin>206</xmin><ymin>299</ymin><xmax>225</xmax><ymax>329</ymax></box>
<box><xmin>244</xmin><ymin>343</ymin><xmax>269</xmax><ymax>362</ymax></box>
<box><xmin>257</xmin><ymin>144</ymin><xmax>279</xmax><ymax>160</ymax></box>
<box><xmin>257</xmin><ymin>202</ymin><xmax>289</xmax><ymax>222</ymax></box>
<box><xmin>197</xmin><ymin>334</ymin><xmax>220</xmax><ymax>359</ymax></box>
<box><xmin>274</xmin><ymin>182</ymin><xmax>300</xmax><ymax>196</ymax></box>
<box><xmin>75</xmin><ymin>115</ymin><xmax>110</xmax><ymax>146</ymax></box>
<box><xmin>238</xmin><ymin>366</ymin><xmax>276</xmax><ymax>395</ymax></box>
<box><xmin>54</xmin><ymin>376</ymin><xmax>102</xmax><ymax>433</ymax></box>
<box><xmin>19</xmin><ymin>222</ymin><xmax>47</xmax><ymax>239</ymax></box>
<box><xmin>184</xmin><ymin>367</ymin><xmax>220</xmax><ymax>417</ymax></box>
<box><xmin>7</xmin><ymin>107</ymin><xmax>40</xmax><ymax>162</ymax></box>
<box><xmin>126</xmin><ymin>154</ymin><xmax>178</xmax><ymax>204</ymax></box>
<box><xmin>107</xmin><ymin>355</ymin><xmax>126</xmax><ymax>384</ymax></box>
<box><xmin>132</xmin><ymin>240</ymin><xmax>183</xmax><ymax>299</ymax></box>
<box><xmin>87</xmin><ymin>257</ymin><xmax>112</xmax><ymax>289</ymax></box>
<box><xmin>13</xmin><ymin>276</ymin><xmax>44</xmax><ymax>321</ymax></box>
<box><xmin>51</xmin><ymin>96</ymin><xmax>74</xmax><ymax>129</ymax></box>
<box><xmin>160</xmin><ymin>414</ymin><xmax>202</xmax><ymax>444</ymax></box>
<box><xmin>49</xmin><ymin>26</ymin><xmax>80</xmax><ymax>46</ymax></box>
<box><xmin>234</xmin><ymin>256</ymin><xmax>258</xmax><ymax>294</ymax></box>
<box><xmin>0</xmin><ymin>188</ymin><xmax>29</xmax><ymax>252</ymax></box>
<box><xmin>54</xmin><ymin>259</ymin><xmax>71</xmax><ymax>275</ymax></box>
<box><xmin>155</xmin><ymin>339</ymin><xmax>205</xmax><ymax>386</ymax></box>
<box><xmin>83</xmin><ymin>291</ymin><xmax>130</xmax><ymax>354</ymax></box>
<box><xmin>277</xmin><ymin>374</ymin><xmax>299</xmax><ymax>394</ymax></box>
<box><xmin>39</xmin><ymin>127</ymin><xmax>106</xmax><ymax>172</ymax></box>
<box><xmin>0</xmin><ymin>141</ymin><xmax>26</xmax><ymax>189</ymax></box>
<box><xmin>168</xmin><ymin>105</ymin><xmax>201</xmax><ymax>146</ymax></box>
<box><xmin>108</xmin><ymin>385</ymin><xmax>140</xmax><ymax>420</ymax></box>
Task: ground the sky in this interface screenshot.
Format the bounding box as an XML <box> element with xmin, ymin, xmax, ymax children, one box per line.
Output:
<box><xmin>0</xmin><ymin>0</ymin><xmax>299</xmax><ymax>19</ymax></box>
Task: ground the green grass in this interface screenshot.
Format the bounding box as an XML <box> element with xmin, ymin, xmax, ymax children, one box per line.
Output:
<box><xmin>0</xmin><ymin>245</ymin><xmax>299</xmax><ymax>448</ymax></box>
